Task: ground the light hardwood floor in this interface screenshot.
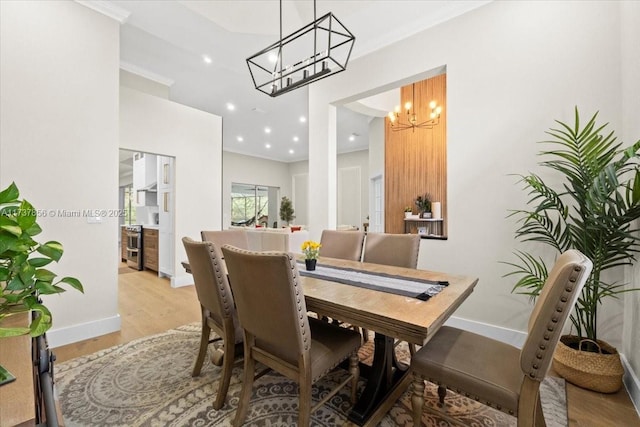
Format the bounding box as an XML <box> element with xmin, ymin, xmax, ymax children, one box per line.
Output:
<box><xmin>54</xmin><ymin>266</ymin><xmax>201</xmax><ymax>363</ymax></box>
<box><xmin>54</xmin><ymin>265</ymin><xmax>640</xmax><ymax>426</ymax></box>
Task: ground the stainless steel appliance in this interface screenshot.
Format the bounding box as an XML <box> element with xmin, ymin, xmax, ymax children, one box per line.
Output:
<box><xmin>125</xmin><ymin>225</ymin><xmax>143</xmax><ymax>270</ymax></box>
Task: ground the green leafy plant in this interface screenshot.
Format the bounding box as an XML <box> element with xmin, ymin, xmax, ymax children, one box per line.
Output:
<box><xmin>279</xmin><ymin>196</ymin><xmax>295</xmax><ymax>225</ymax></box>
<box><xmin>0</xmin><ymin>182</ymin><xmax>84</xmax><ymax>338</ymax></box>
<box><xmin>415</xmin><ymin>194</ymin><xmax>431</xmax><ymax>213</ymax></box>
<box><xmin>404</xmin><ymin>206</ymin><xmax>412</xmax><ymax>213</ymax></box>
<box><xmin>504</xmin><ymin>108</ymin><xmax>640</xmax><ymax>348</ymax></box>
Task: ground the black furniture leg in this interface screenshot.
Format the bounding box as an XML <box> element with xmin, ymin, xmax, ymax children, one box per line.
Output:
<box><xmin>348</xmin><ymin>332</ymin><xmax>406</xmax><ymax>425</ymax></box>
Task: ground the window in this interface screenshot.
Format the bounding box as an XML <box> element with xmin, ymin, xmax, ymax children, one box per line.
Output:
<box><xmin>231</xmin><ymin>183</ymin><xmax>274</xmax><ymax>227</ymax></box>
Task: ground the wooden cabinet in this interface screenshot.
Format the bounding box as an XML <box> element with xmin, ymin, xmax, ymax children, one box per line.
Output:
<box><xmin>121</xmin><ymin>226</ymin><xmax>127</xmax><ymax>262</ymax></box>
<box><xmin>143</xmin><ymin>228</ymin><xmax>159</xmax><ymax>271</ymax></box>
<box><xmin>0</xmin><ymin>313</ymin><xmax>35</xmax><ymax>426</ymax></box>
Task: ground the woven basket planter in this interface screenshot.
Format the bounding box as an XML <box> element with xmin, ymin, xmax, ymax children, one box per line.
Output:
<box><xmin>553</xmin><ymin>335</ymin><xmax>624</xmax><ymax>393</ymax></box>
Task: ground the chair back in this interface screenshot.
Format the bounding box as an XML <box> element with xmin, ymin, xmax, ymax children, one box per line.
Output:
<box><xmin>362</xmin><ymin>233</ymin><xmax>420</xmax><ymax>268</ymax></box>
<box><xmin>222</xmin><ymin>245</ymin><xmax>310</xmax><ymax>365</ymax></box>
<box><xmin>182</xmin><ymin>237</ymin><xmax>236</xmax><ymax>325</ymax></box>
<box><xmin>319</xmin><ymin>229</ymin><xmax>365</xmax><ymax>261</ymax></box>
<box><xmin>201</xmin><ymin>229</ymin><xmax>249</xmax><ymax>259</ymax></box>
<box><xmin>520</xmin><ymin>249</ymin><xmax>592</xmax><ymax>381</ymax></box>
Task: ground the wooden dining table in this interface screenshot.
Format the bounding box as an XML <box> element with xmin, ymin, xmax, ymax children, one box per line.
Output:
<box><xmin>182</xmin><ymin>253</ymin><xmax>478</xmax><ymax>426</ymax></box>
<box><xmin>299</xmin><ymin>256</ymin><xmax>478</xmax><ymax>426</ymax></box>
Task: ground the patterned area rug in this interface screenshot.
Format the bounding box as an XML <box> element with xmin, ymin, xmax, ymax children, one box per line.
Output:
<box><xmin>56</xmin><ymin>323</ymin><xmax>568</xmax><ymax>426</ymax></box>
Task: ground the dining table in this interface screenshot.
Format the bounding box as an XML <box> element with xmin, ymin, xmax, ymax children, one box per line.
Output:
<box><xmin>297</xmin><ymin>256</ymin><xmax>478</xmax><ymax>426</ymax></box>
<box><xmin>182</xmin><ymin>253</ymin><xmax>478</xmax><ymax>426</ymax></box>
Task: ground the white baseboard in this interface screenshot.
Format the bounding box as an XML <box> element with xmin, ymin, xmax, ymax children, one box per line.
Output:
<box><xmin>621</xmin><ymin>353</ymin><xmax>640</xmax><ymax>417</ymax></box>
<box><xmin>48</xmin><ymin>315</ymin><xmax>121</xmax><ymax>349</ymax></box>
<box><xmin>447</xmin><ymin>316</ymin><xmax>640</xmax><ymax>418</ymax></box>
<box><xmin>444</xmin><ymin>315</ymin><xmax>528</xmax><ymax>348</ymax></box>
<box><xmin>171</xmin><ymin>273</ymin><xmax>193</xmax><ymax>288</ymax></box>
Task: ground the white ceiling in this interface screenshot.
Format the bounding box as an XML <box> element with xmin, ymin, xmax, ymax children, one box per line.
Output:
<box><xmin>108</xmin><ymin>0</ymin><xmax>490</xmax><ymax>162</ymax></box>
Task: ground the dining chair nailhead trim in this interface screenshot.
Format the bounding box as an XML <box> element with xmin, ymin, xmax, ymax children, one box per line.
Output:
<box><xmin>206</xmin><ymin>242</ymin><xmax>234</xmax><ymax>317</ymax></box>
<box><xmin>525</xmin><ymin>263</ymin><xmax>584</xmax><ymax>380</ymax></box>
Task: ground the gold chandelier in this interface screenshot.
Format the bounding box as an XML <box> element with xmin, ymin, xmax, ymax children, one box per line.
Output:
<box><xmin>388</xmin><ymin>83</ymin><xmax>442</xmax><ymax>132</ymax></box>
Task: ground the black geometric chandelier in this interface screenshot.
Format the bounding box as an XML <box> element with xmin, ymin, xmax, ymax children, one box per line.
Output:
<box><xmin>246</xmin><ymin>0</ymin><xmax>355</xmax><ymax>97</ymax></box>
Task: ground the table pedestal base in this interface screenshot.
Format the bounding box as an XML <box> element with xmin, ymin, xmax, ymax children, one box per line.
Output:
<box><xmin>348</xmin><ymin>333</ymin><xmax>409</xmax><ymax>425</ymax></box>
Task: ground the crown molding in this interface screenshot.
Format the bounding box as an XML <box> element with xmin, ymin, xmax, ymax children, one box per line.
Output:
<box><xmin>120</xmin><ymin>61</ymin><xmax>175</xmax><ymax>87</ymax></box>
<box><xmin>75</xmin><ymin>0</ymin><xmax>130</xmax><ymax>24</ymax></box>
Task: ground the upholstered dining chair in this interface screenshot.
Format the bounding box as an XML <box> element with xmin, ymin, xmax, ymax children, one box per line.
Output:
<box><xmin>182</xmin><ymin>237</ymin><xmax>243</xmax><ymax>410</ymax></box>
<box><xmin>319</xmin><ymin>229</ymin><xmax>366</xmax><ymax>261</ymax></box>
<box><xmin>362</xmin><ymin>232</ymin><xmax>421</xmax><ymax>349</ymax></box>
<box><xmin>362</xmin><ymin>232</ymin><xmax>420</xmax><ymax>269</ymax></box>
<box><xmin>409</xmin><ymin>249</ymin><xmax>592</xmax><ymax>426</ymax></box>
<box><xmin>221</xmin><ymin>245</ymin><xmax>361</xmax><ymax>427</ymax></box>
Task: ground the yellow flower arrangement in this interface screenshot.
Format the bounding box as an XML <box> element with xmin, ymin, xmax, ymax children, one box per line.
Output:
<box><xmin>301</xmin><ymin>240</ymin><xmax>321</xmax><ymax>260</ymax></box>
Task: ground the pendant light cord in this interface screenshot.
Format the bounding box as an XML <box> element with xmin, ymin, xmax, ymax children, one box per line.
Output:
<box><xmin>279</xmin><ymin>0</ymin><xmax>282</xmax><ymax>85</ymax></box>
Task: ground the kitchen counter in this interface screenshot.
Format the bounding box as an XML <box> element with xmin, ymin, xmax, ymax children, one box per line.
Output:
<box><xmin>142</xmin><ymin>224</ymin><xmax>159</xmax><ymax>229</ymax></box>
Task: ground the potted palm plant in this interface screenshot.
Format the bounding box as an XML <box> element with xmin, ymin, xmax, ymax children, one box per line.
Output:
<box><xmin>504</xmin><ymin>108</ymin><xmax>640</xmax><ymax>393</ymax></box>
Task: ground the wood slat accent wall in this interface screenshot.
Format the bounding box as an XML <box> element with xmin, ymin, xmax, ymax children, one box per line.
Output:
<box><xmin>385</xmin><ymin>74</ymin><xmax>447</xmax><ymax>235</ymax></box>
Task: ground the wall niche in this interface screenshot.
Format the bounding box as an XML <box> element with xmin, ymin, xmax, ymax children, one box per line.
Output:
<box><xmin>385</xmin><ymin>73</ymin><xmax>447</xmax><ymax>237</ymax></box>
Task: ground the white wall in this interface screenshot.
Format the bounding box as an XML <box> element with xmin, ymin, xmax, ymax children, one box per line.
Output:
<box><xmin>222</xmin><ymin>151</ymin><xmax>292</xmax><ymax>228</ymax></box>
<box><xmin>368</xmin><ymin>118</ymin><xmax>385</xmax><ymax>181</ymax></box>
<box><xmin>120</xmin><ymin>69</ymin><xmax>170</xmax><ymax>99</ymax></box>
<box><xmin>368</xmin><ymin>118</ymin><xmax>385</xmax><ymax>230</ymax></box>
<box><xmin>289</xmin><ymin>159</ymin><xmax>310</xmax><ymax>226</ymax></box>
<box><xmin>337</xmin><ymin>150</ymin><xmax>369</xmax><ymax>228</ymax></box>
<box><xmin>120</xmin><ymin>87</ymin><xmax>222</xmax><ymax>287</ymax></box>
<box><xmin>621</xmin><ymin>0</ymin><xmax>640</xmax><ymax>401</ymax></box>
<box><xmin>308</xmin><ymin>1</ymin><xmax>628</xmax><ymax>342</ymax></box>
<box><xmin>0</xmin><ymin>1</ymin><xmax>120</xmax><ymax>346</ymax></box>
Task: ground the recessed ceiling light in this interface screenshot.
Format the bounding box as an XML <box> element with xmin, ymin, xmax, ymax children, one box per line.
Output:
<box><xmin>268</xmin><ymin>53</ymin><xmax>278</xmax><ymax>63</ymax></box>
<box><xmin>264</xmin><ymin>127</ymin><xmax>271</xmax><ymax>134</ymax></box>
<box><xmin>237</xmin><ymin>136</ymin><xmax>244</xmax><ymax>142</ymax></box>
<box><xmin>226</xmin><ymin>103</ymin><xmax>235</xmax><ymax>111</ymax></box>
<box><xmin>289</xmin><ymin>149</ymin><xmax>294</xmax><ymax>154</ymax></box>
<box><xmin>349</xmin><ymin>135</ymin><xmax>355</xmax><ymax>141</ymax></box>
<box><xmin>202</xmin><ymin>55</ymin><xmax>212</xmax><ymax>64</ymax></box>
<box><xmin>265</xmin><ymin>143</ymin><xmax>271</xmax><ymax>149</ymax></box>
<box><xmin>293</xmin><ymin>136</ymin><xmax>299</xmax><ymax>142</ymax></box>
<box><xmin>299</xmin><ymin>116</ymin><xmax>307</xmax><ymax>123</ymax></box>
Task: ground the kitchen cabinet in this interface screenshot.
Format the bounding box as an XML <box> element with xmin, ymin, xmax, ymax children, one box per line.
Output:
<box><xmin>158</xmin><ymin>156</ymin><xmax>173</xmax><ymax>191</ymax></box>
<box><xmin>121</xmin><ymin>226</ymin><xmax>127</xmax><ymax>262</ymax></box>
<box><xmin>133</xmin><ymin>152</ymin><xmax>157</xmax><ymax>206</ymax></box>
<box><xmin>158</xmin><ymin>156</ymin><xmax>174</xmax><ymax>277</ymax></box>
<box><xmin>143</xmin><ymin>228</ymin><xmax>159</xmax><ymax>272</ymax></box>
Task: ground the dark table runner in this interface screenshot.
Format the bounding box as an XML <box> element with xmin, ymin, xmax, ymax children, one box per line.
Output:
<box><xmin>298</xmin><ymin>262</ymin><xmax>445</xmax><ymax>300</ymax></box>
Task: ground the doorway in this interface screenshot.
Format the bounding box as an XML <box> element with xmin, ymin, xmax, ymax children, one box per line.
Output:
<box><xmin>118</xmin><ymin>149</ymin><xmax>175</xmax><ymax>278</ymax></box>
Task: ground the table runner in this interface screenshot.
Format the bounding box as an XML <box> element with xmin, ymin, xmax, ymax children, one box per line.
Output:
<box><xmin>298</xmin><ymin>262</ymin><xmax>446</xmax><ymax>299</ymax></box>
